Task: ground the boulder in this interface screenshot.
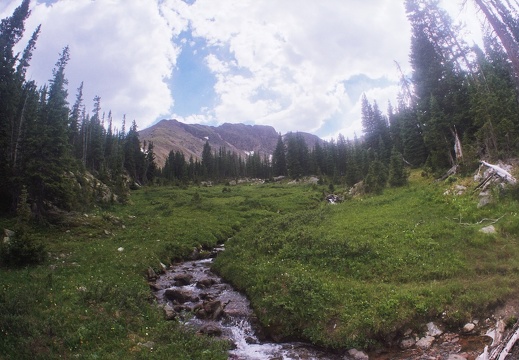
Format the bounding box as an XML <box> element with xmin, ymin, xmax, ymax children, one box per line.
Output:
<box><xmin>173</xmin><ymin>273</ymin><xmax>193</xmax><ymax>286</ymax></box>
<box><xmin>164</xmin><ymin>288</ymin><xmax>198</xmax><ymax>304</ymax></box>
<box><xmin>195</xmin><ymin>300</ymin><xmax>224</xmax><ymax>320</ymax></box>
<box><xmin>196</xmin><ymin>278</ymin><xmax>216</xmax><ymax>289</ymax></box>
<box><xmin>198</xmin><ymin>324</ymin><xmax>222</xmax><ymax>337</ymax></box>
<box><xmin>163</xmin><ymin>304</ymin><xmax>177</xmax><ymax>320</ymax></box>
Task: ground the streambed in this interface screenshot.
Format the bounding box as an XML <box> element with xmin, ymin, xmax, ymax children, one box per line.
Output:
<box><xmin>151</xmin><ymin>253</ymin><xmax>493</xmax><ymax>360</ymax></box>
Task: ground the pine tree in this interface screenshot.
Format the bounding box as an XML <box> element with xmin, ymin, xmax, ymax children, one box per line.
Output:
<box><xmin>272</xmin><ymin>134</ymin><xmax>287</xmax><ymax>176</ymax></box>
<box><xmin>25</xmin><ymin>47</ymin><xmax>78</xmax><ymax>213</ymax></box>
<box><xmin>388</xmin><ymin>147</ymin><xmax>408</xmax><ymax>187</ymax></box>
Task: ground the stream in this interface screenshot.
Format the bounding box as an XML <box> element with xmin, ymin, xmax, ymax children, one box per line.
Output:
<box><xmin>152</xmin><ymin>252</ymin><xmax>494</xmax><ymax>360</ymax></box>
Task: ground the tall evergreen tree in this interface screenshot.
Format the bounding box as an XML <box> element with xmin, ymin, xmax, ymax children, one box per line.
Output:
<box><xmin>272</xmin><ymin>134</ymin><xmax>287</xmax><ymax>176</ymax></box>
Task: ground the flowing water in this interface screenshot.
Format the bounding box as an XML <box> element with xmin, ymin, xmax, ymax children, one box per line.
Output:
<box><xmin>152</xmin><ymin>254</ymin><xmax>492</xmax><ymax>360</ymax></box>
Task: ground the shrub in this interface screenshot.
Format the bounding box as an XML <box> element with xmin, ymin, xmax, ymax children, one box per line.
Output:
<box><xmin>0</xmin><ymin>187</ymin><xmax>46</xmax><ymax>267</ymax></box>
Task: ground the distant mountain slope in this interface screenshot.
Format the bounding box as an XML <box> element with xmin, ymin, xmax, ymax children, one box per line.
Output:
<box><xmin>138</xmin><ymin>119</ymin><xmax>322</xmax><ymax>168</ymax></box>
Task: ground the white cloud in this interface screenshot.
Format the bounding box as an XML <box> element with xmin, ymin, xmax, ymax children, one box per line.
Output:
<box><xmin>2</xmin><ymin>0</ymin><xmax>484</xmax><ymax>139</ymax></box>
<box><xmin>161</xmin><ymin>0</ymin><xmax>412</xmax><ymax>138</ymax></box>
<box><xmin>3</xmin><ymin>0</ymin><xmax>178</xmax><ymax>131</ymax></box>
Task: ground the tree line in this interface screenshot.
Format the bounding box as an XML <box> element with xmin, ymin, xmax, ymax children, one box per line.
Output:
<box><xmin>0</xmin><ymin>0</ymin><xmax>154</xmax><ymax>217</ymax></box>
<box><xmin>3</xmin><ymin>0</ymin><xmax>519</xmax><ymax>217</ymax></box>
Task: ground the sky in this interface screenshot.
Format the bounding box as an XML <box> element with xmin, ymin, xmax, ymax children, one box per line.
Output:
<box><xmin>1</xmin><ymin>0</ymin><xmax>483</xmax><ymax>139</ymax></box>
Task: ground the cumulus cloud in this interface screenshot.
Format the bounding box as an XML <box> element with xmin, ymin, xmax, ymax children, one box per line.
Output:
<box><xmin>3</xmin><ymin>0</ymin><xmax>178</xmax><ymax>130</ymax></box>
<box><xmin>161</xmin><ymin>0</ymin><xmax>411</xmax><ymax>138</ymax></box>
<box><xmin>1</xmin><ymin>0</ymin><xmax>482</xmax><ymax>139</ymax></box>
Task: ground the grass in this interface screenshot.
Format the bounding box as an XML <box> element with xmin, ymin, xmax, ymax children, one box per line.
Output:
<box><xmin>213</xmin><ymin>173</ymin><xmax>519</xmax><ymax>348</ymax></box>
<box><xmin>0</xmin><ymin>182</ymin><xmax>321</xmax><ymax>359</ymax></box>
<box><xmin>1</xmin><ymin>174</ymin><xmax>519</xmax><ymax>357</ymax></box>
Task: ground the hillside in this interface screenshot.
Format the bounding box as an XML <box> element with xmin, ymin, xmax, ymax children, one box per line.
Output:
<box><xmin>138</xmin><ymin>119</ymin><xmax>323</xmax><ymax>167</ymax></box>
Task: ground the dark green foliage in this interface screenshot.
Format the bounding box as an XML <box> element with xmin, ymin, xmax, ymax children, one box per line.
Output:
<box><xmin>364</xmin><ymin>159</ymin><xmax>387</xmax><ymax>194</ymax></box>
<box><xmin>0</xmin><ymin>187</ymin><xmax>46</xmax><ymax>267</ymax></box>
<box><xmin>388</xmin><ymin>148</ymin><xmax>408</xmax><ymax>187</ymax></box>
<box><xmin>272</xmin><ymin>134</ymin><xmax>287</xmax><ymax>176</ymax></box>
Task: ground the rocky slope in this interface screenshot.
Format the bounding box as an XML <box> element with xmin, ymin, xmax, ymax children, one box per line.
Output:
<box><xmin>138</xmin><ymin>119</ymin><xmax>322</xmax><ymax>168</ymax></box>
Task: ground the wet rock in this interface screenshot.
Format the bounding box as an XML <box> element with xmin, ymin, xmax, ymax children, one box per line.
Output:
<box><xmin>463</xmin><ymin>323</ymin><xmax>475</xmax><ymax>333</ymax></box>
<box><xmin>245</xmin><ymin>336</ymin><xmax>257</xmax><ymax>344</ymax></box>
<box><xmin>164</xmin><ymin>288</ymin><xmax>198</xmax><ymax>304</ymax></box>
<box><xmin>348</xmin><ymin>348</ymin><xmax>369</xmax><ymax>360</ymax></box>
<box><xmin>173</xmin><ymin>304</ymin><xmax>190</xmax><ymax>312</ymax></box>
<box><xmin>196</xmin><ymin>278</ymin><xmax>216</xmax><ymax>289</ymax></box>
<box><xmin>163</xmin><ymin>304</ymin><xmax>177</xmax><ymax>320</ymax></box>
<box><xmin>173</xmin><ymin>273</ymin><xmax>193</xmax><ymax>286</ymax></box>
<box><xmin>198</xmin><ymin>324</ymin><xmax>222</xmax><ymax>337</ymax></box>
<box><xmin>416</xmin><ymin>336</ymin><xmax>435</xmax><ymax>350</ymax></box>
<box><xmin>148</xmin><ymin>282</ymin><xmax>163</xmax><ymax>291</ymax></box>
<box><xmin>195</xmin><ymin>300</ymin><xmax>224</xmax><ymax>320</ymax></box>
<box><xmin>399</xmin><ymin>337</ymin><xmax>416</xmax><ymax>350</ymax></box>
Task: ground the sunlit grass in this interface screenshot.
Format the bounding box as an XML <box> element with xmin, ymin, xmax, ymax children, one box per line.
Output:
<box><xmin>2</xmin><ymin>176</ymin><xmax>519</xmax><ymax>357</ymax></box>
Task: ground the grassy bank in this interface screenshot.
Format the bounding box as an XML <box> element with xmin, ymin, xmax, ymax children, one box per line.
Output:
<box><xmin>0</xmin><ymin>183</ymin><xmax>321</xmax><ymax>359</ymax></box>
<box><xmin>2</xmin><ymin>175</ymin><xmax>519</xmax><ymax>357</ymax></box>
<box><xmin>213</xmin><ymin>174</ymin><xmax>519</xmax><ymax>348</ymax></box>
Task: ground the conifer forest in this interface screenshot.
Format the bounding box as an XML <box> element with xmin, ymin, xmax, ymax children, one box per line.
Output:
<box><xmin>1</xmin><ymin>0</ymin><xmax>519</xmax><ymax>216</ymax></box>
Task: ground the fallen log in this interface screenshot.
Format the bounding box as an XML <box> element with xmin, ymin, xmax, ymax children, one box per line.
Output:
<box><xmin>488</xmin><ymin>321</ymin><xmax>519</xmax><ymax>360</ymax></box>
<box><xmin>480</xmin><ymin>161</ymin><xmax>517</xmax><ymax>185</ymax></box>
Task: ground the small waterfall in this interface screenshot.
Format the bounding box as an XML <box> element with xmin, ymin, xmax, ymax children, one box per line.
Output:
<box><xmin>152</xmin><ymin>256</ymin><xmax>344</xmax><ymax>360</ymax></box>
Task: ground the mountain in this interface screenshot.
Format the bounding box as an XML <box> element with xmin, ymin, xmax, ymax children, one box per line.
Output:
<box><xmin>138</xmin><ymin>119</ymin><xmax>323</xmax><ymax>168</ymax></box>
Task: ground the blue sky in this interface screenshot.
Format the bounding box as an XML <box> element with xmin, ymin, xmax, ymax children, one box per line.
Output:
<box><xmin>1</xmin><ymin>0</ymin><xmax>482</xmax><ymax>139</ymax></box>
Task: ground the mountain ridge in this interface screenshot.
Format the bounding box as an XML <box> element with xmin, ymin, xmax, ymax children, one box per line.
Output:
<box><xmin>138</xmin><ymin>119</ymin><xmax>323</xmax><ymax>167</ymax></box>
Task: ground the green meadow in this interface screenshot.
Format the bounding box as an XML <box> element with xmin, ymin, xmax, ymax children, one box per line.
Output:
<box><xmin>2</xmin><ymin>173</ymin><xmax>519</xmax><ymax>358</ymax></box>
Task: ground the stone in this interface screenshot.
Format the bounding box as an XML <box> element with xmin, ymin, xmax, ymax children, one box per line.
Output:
<box><xmin>447</xmin><ymin>355</ymin><xmax>467</xmax><ymax>360</ymax></box>
<box><xmin>480</xmin><ymin>225</ymin><xmax>496</xmax><ymax>234</ymax></box>
<box><xmin>196</xmin><ymin>278</ymin><xmax>216</xmax><ymax>289</ymax></box>
<box><xmin>462</xmin><ymin>323</ymin><xmax>475</xmax><ymax>333</ymax></box>
<box><xmin>399</xmin><ymin>337</ymin><xmax>416</xmax><ymax>350</ymax></box>
<box><xmin>426</xmin><ymin>322</ymin><xmax>443</xmax><ymax>337</ymax></box>
<box><xmin>347</xmin><ymin>348</ymin><xmax>369</xmax><ymax>360</ymax></box>
<box><xmin>198</xmin><ymin>324</ymin><xmax>222</xmax><ymax>337</ymax></box>
<box><xmin>3</xmin><ymin>228</ymin><xmax>14</xmax><ymax>244</ymax></box>
<box><xmin>137</xmin><ymin>341</ymin><xmax>155</xmax><ymax>349</ymax></box>
<box><xmin>455</xmin><ymin>185</ymin><xmax>467</xmax><ymax>195</ymax></box>
<box><xmin>164</xmin><ymin>289</ymin><xmax>198</xmax><ymax>304</ymax></box>
<box><xmin>478</xmin><ymin>196</ymin><xmax>493</xmax><ymax>208</ymax></box>
<box><xmin>195</xmin><ymin>300</ymin><xmax>224</xmax><ymax>320</ymax></box>
<box><xmin>163</xmin><ymin>304</ymin><xmax>177</xmax><ymax>320</ymax></box>
<box><xmin>4</xmin><ymin>229</ymin><xmax>15</xmax><ymax>237</ymax></box>
<box><xmin>416</xmin><ymin>336</ymin><xmax>435</xmax><ymax>350</ymax></box>
<box><xmin>147</xmin><ymin>267</ymin><xmax>158</xmax><ymax>281</ymax></box>
<box><xmin>173</xmin><ymin>273</ymin><xmax>193</xmax><ymax>286</ymax></box>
